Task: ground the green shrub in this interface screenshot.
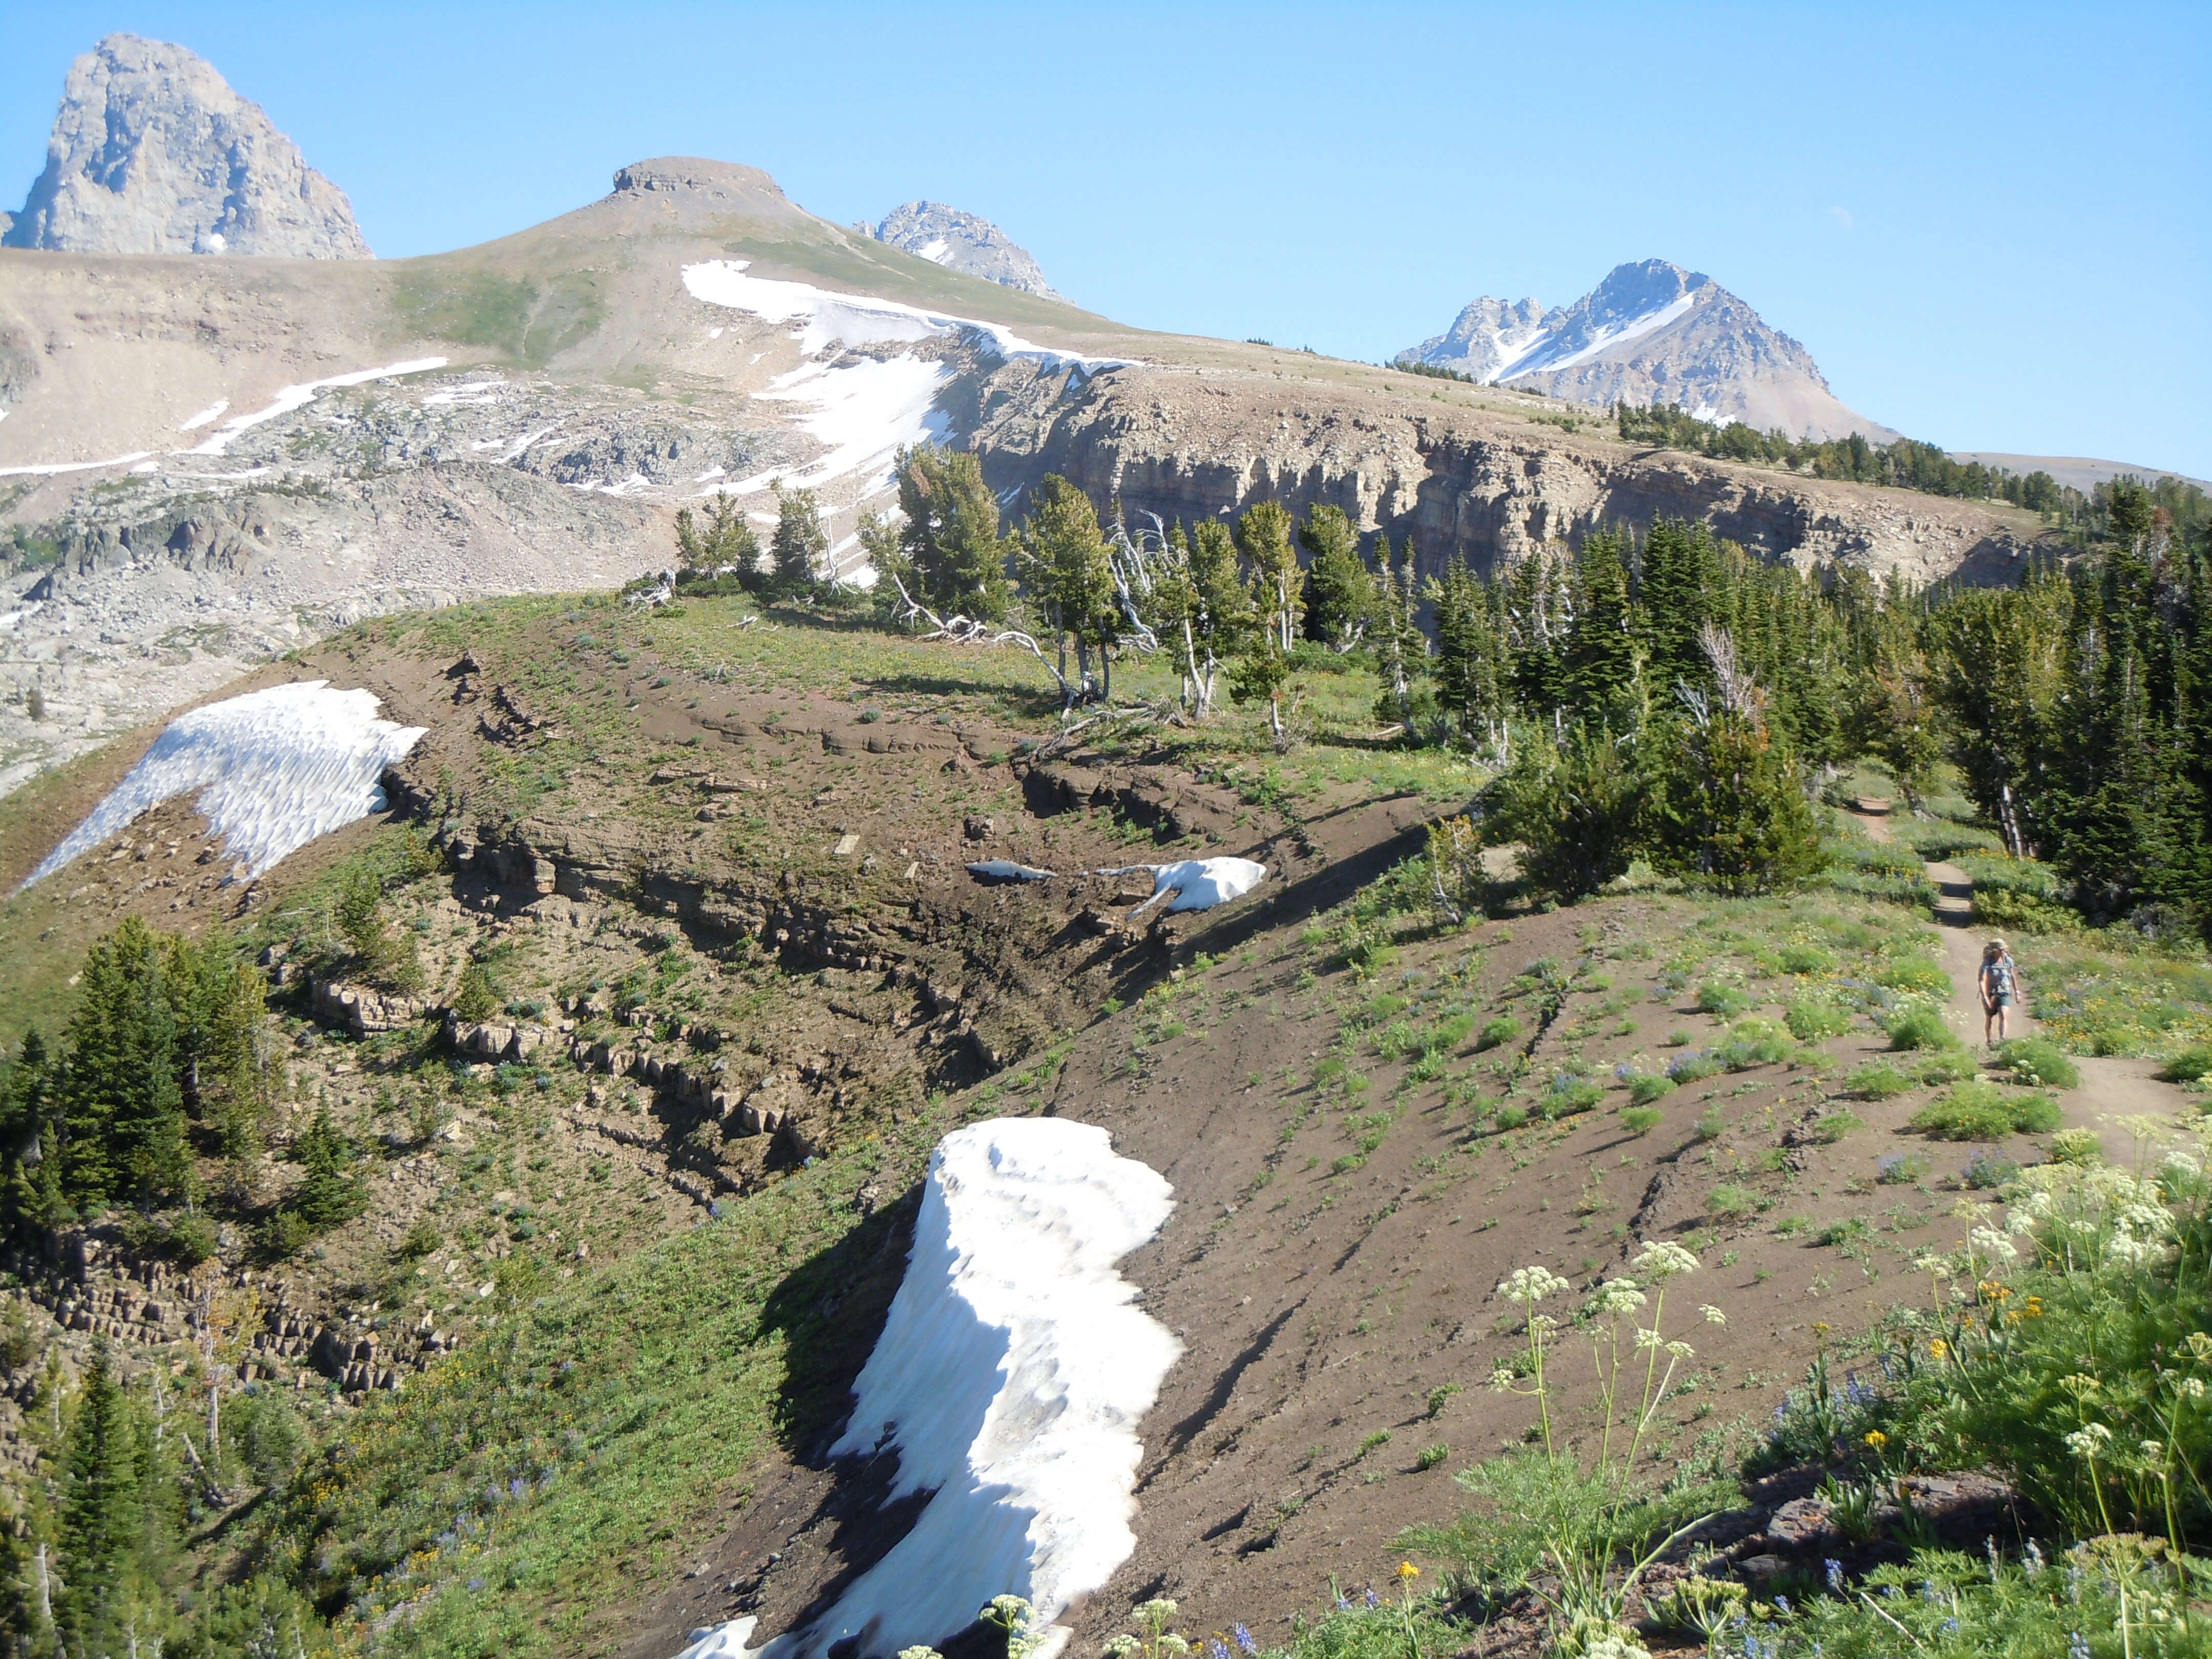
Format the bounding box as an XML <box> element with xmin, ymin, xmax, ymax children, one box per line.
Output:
<box><xmin>1811</xmin><ymin>1112</ymin><xmax>1863</xmax><ymax>1144</ymax></box>
<box><xmin>1696</xmin><ymin>983</ymin><xmax>1753</xmax><ymax>1017</ymax></box>
<box><xmin>1544</xmin><ymin>1077</ymin><xmax>1604</xmax><ymax>1117</ymax></box>
<box><xmin>1668</xmin><ymin>1053</ymin><xmax>1721</xmax><ymax>1084</ymax></box>
<box><xmin>1707</xmin><ymin>1182</ymin><xmax>1760</xmax><ymax>1220</ymax></box>
<box><xmin>1970</xmin><ymin>887</ymin><xmax>2083</xmax><ymax>935</ymax></box>
<box><xmin>1876</xmin><ymin>958</ymin><xmax>1952</xmax><ymax>997</ymax></box>
<box><xmin>1846</xmin><ymin>1062</ymin><xmax>1913</xmax><ymax>1099</ymax></box>
<box><xmin>452</xmin><ymin>962</ymin><xmax>500</xmax><ymax>1022</ymax></box>
<box><xmin>1619</xmin><ymin>1106</ymin><xmax>1665</xmax><ymax>1136</ymax></box>
<box><xmin>1718</xmin><ymin>1017</ymin><xmax>1795</xmax><ymax>1070</ymax></box>
<box><xmin>1780</xmin><ymin>943</ymin><xmax>1837</xmax><ymax>976</ymax></box>
<box><xmin>1991</xmin><ymin>1036</ymin><xmax>2079</xmax><ymax>1090</ymax></box>
<box><xmin>2046</xmin><ymin>1126</ymin><xmax>2101</xmax><ymax>1164</ymax></box>
<box><xmin>1494</xmin><ymin>1104</ymin><xmax>1529</xmax><ymax>1131</ymax></box>
<box><xmin>1476</xmin><ymin>1015</ymin><xmax>1523</xmax><ymax>1052</ymax></box>
<box><xmin>1875</xmin><ymin>1150</ymin><xmax>1930</xmax><ymax>1183</ymax></box>
<box><xmin>257</xmin><ymin>1209</ymin><xmax>314</xmax><ymax>1260</ymax></box>
<box><xmin>1694</xmin><ymin>1106</ymin><xmax>1725</xmax><ymax>1140</ymax></box>
<box><xmin>165</xmin><ymin>1213</ymin><xmax>220</xmax><ymax>1266</ymax></box>
<box><xmin>1916</xmin><ymin>1047</ymin><xmax>1980</xmax><ymax>1084</ymax></box>
<box><xmin>2157</xmin><ymin>1045</ymin><xmax>2212</xmax><ymax>1086</ymax></box>
<box><xmin>1886</xmin><ymin>1008</ymin><xmax>1957</xmax><ymax>1051</ymax></box>
<box><xmin>1627</xmin><ymin>1072</ymin><xmax>1676</xmax><ymax>1105</ymax></box>
<box><xmin>397</xmin><ymin>1219</ymin><xmax>442</xmax><ymax>1259</ymax></box>
<box><xmin>1415</xmin><ymin>1443</ymin><xmax>1450</xmax><ymax>1471</ymax></box>
<box><xmin>1785</xmin><ymin>995</ymin><xmax>1851</xmax><ymax>1041</ymax></box>
<box><xmin>1910</xmin><ymin>1080</ymin><xmax>2063</xmax><ymax>1139</ymax></box>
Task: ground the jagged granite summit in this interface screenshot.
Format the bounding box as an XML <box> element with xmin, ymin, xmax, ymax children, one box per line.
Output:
<box><xmin>1</xmin><ymin>33</ymin><xmax>371</xmax><ymax>259</ymax></box>
<box><xmin>1400</xmin><ymin>259</ymin><xmax>1891</xmax><ymax>441</ymax></box>
<box><xmin>862</xmin><ymin>200</ymin><xmax>1058</xmax><ymax>296</ymax></box>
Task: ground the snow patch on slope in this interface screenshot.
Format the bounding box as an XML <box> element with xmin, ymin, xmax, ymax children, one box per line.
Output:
<box><xmin>681</xmin><ymin>261</ymin><xmax>1132</xmax><ymax>376</ymax></box>
<box><xmin>1148</xmin><ymin>857</ymin><xmax>1267</xmax><ymax>912</ymax></box>
<box><xmin>1500</xmin><ymin>290</ymin><xmax>1698</xmax><ymax>379</ymax></box>
<box><xmin>716</xmin><ymin>356</ymin><xmax>954</xmax><ymax>498</ymax></box>
<box><xmin>22</xmin><ymin>681</ymin><xmax>425</xmax><ymax>888</ymax></box>
<box><xmin>674</xmin><ymin>1117</ymin><xmax>1178</xmax><ymax>1659</ymax></box>
<box><xmin>184</xmin><ymin>356</ymin><xmax>450</xmax><ymax>454</ymax></box>
<box><xmin>0</xmin><ymin>450</ymin><xmax>154</xmax><ymax>478</ymax></box>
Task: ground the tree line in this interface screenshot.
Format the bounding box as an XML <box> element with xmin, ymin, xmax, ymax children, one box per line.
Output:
<box><xmin>1614</xmin><ymin>401</ymin><xmax>2211</xmax><ymax>542</ymax></box>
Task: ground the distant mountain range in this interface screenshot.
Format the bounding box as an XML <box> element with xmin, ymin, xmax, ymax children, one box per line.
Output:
<box><xmin>860</xmin><ymin>201</ymin><xmax>1059</xmax><ymax>298</ymax></box>
<box><xmin>1398</xmin><ymin>260</ymin><xmax>1894</xmax><ymax>443</ymax></box>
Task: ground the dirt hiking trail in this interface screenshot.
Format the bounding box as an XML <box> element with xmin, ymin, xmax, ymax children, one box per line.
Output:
<box><xmin>1853</xmin><ymin>804</ymin><xmax>2189</xmax><ymax>1161</ymax></box>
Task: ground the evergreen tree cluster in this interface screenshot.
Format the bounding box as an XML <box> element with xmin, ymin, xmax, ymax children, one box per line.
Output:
<box><xmin>0</xmin><ymin>1336</ymin><xmax>321</xmax><ymax>1655</ymax></box>
<box><xmin>1</xmin><ymin>920</ymin><xmax>269</xmax><ymax>1241</ymax></box>
<box><xmin>672</xmin><ymin>482</ymin><xmax>833</xmax><ymax>602</ymax></box>
<box><xmin>1926</xmin><ymin>482</ymin><xmax>2212</xmax><ymax>933</ymax></box>
<box><xmin>1614</xmin><ymin>400</ymin><xmax>2210</xmax><ymax>541</ymax></box>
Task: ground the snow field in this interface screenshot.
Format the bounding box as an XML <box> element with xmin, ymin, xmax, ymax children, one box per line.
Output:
<box><xmin>675</xmin><ymin>1117</ymin><xmax>1178</xmax><ymax>1659</ymax></box>
<box><xmin>184</xmin><ymin>356</ymin><xmax>450</xmax><ymax>454</ymax></box>
<box><xmin>681</xmin><ymin>260</ymin><xmax>1133</xmax><ymax>376</ymax></box>
<box><xmin>23</xmin><ymin>680</ymin><xmax>426</xmax><ymax>889</ymax></box>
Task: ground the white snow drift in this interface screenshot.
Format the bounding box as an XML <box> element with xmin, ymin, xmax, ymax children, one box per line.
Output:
<box><xmin>682</xmin><ymin>260</ymin><xmax>1133</xmax><ymax>376</ymax></box>
<box><xmin>674</xmin><ymin>1118</ymin><xmax>1178</xmax><ymax>1659</ymax></box>
<box><xmin>23</xmin><ymin>681</ymin><xmax>425</xmax><ymax>889</ymax></box>
<box><xmin>1145</xmin><ymin>857</ymin><xmax>1268</xmax><ymax>913</ymax></box>
<box><xmin>184</xmin><ymin>356</ymin><xmax>450</xmax><ymax>455</ymax></box>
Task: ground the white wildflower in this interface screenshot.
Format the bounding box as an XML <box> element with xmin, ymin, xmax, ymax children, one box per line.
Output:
<box><xmin>1498</xmin><ymin>1265</ymin><xmax>1572</xmax><ymax>1305</ymax></box>
<box><xmin>2064</xmin><ymin>1423</ymin><xmax>2112</xmax><ymax>1459</ymax></box>
<box><xmin>1970</xmin><ymin>1225</ymin><xmax>2020</xmax><ymax>1265</ymax></box>
<box><xmin>1589</xmin><ymin>1278</ymin><xmax>1646</xmax><ymax>1316</ymax></box>
<box><xmin>1632</xmin><ymin>1241</ymin><xmax>1700</xmax><ymax>1279</ymax></box>
<box><xmin>1699</xmin><ymin>1304</ymin><xmax>1727</xmax><ymax>1326</ymax></box>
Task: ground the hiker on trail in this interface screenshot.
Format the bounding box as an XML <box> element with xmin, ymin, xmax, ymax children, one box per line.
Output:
<box><xmin>1979</xmin><ymin>938</ymin><xmax>2022</xmax><ymax>1045</ymax></box>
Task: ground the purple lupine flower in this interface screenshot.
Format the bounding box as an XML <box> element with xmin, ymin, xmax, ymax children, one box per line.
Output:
<box><xmin>1773</xmin><ymin>1594</ymin><xmax>1791</xmax><ymax>1614</ymax></box>
<box><xmin>1363</xmin><ymin>1588</ymin><xmax>1380</xmax><ymax>1609</ymax></box>
<box><xmin>1232</xmin><ymin>1626</ymin><xmax>1258</xmax><ymax>1656</ymax></box>
<box><xmin>1825</xmin><ymin>1558</ymin><xmax>1844</xmax><ymax>1592</ymax></box>
<box><xmin>1208</xmin><ymin>1639</ymin><xmax>1229</xmax><ymax>1659</ymax></box>
<box><xmin>2069</xmin><ymin>1634</ymin><xmax>2091</xmax><ymax>1659</ymax></box>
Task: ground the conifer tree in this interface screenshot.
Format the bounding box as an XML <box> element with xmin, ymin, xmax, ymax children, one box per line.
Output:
<box><xmin>769</xmin><ymin>483</ymin><xmax>829</xmax><ymax>598</ymax></box>
<box><xmin>1016</xmin><ymin>476</ymin><xmax>1116</xmax><ymax>699</ymax></box>
<box><xmin>1565</xmin><ymin>529</ymin><xmax>1639</xmax><ymax>713</ymax></box>
<box><xmin>1298</xmin><ymin>505</ymin><xmax>1369</xmax><ymax>650</ymax></box>
<box><xmin>289</xmin><ymin>1109</ymin><xmax>367</xmax><ymax>1230</ymax></box>
<box><xmin>56</xmin><ymin>920</ymin><xmax>193</xmax><ymax>1210</ymax></box>
<box><xmin>1236</xmin><ymin>502</ymin><xmax>1302</xmax><ymax>650</ymax></box>
<box><xmin>893</xmin><ymin>445</ymin><xmax>1010</xmax><ymax>620</ymax></box>
<box><xmin>1429</xmin><ymin>555</ymin><xmax>1509</xmax><ymax>757</ymax></box>
<box><xmin>674</xmin><ymin>495</ymin><xmax>763</xmax><ymax>587</ymax></box>
<box><xmin>1635</xmin><ymin>519</ymin><xmax>1721</xmax><ymax>691</ymax></box>
<box><xmin>1369</xmin><ymin>539</ymin><xmax>1426</xmax><ymax>730</ymax></box>
<box><xmin>56</xmin><ymin>1345</ymin><xmax>146</xmax><ymax>1656</ymax></box>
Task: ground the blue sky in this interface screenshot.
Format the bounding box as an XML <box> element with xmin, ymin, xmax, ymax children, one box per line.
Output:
<box><xmin>6</xmin><ymin>2</ymin><xmax>2207</xmax><ymax>476</ymax></box>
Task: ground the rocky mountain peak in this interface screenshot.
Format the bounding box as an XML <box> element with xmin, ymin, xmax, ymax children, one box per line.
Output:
<box><xmin>1400</xmin><ymin>259</ymin><xmax>1891</xmax><ymax>441</ymax></box>
<box><xmin>862</xmin><ymin>201</ymin><xmax>1059</xmax><ymax>297</ymax></box>
<box><xmin>2</xmin><ymin>33</ymin><xmax>370</xmax><ymax>259</ymax></box>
